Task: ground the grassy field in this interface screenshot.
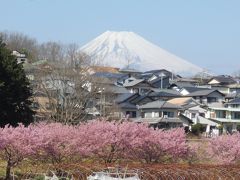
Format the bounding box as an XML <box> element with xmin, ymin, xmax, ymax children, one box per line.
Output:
<box><xmin>1</xmin><ymin>161</ymin><xmax>240</xmax><ymax>179</ymax></box>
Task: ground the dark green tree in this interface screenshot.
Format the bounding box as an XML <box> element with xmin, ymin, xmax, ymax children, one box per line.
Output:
<box><xmin>0</xmin><ymin>39</ymin><xmax>34</xmax><ymax>127</ymax></box>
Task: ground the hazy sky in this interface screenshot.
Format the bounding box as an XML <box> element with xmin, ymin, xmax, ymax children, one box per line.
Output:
<box><xmin>1</xmin><ymin>0</ymin><xmax>240</xmax><ymax>74</ymax></box>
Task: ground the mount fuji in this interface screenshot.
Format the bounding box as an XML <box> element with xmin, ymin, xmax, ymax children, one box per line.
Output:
<box><xmin>80</xmin><ymin>31</ymin><xmax>203</xmax><ymax>76</ymax></box>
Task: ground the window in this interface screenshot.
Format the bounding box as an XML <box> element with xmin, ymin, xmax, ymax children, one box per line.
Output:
<box><xmin>132</xmin><ymin>111</ymin><xmax>136</xmax><ymax>118</ymax></box>
<box><xmin>126</xmin><ymin>111</ymin><xmax>137</xmax><ymax>118</ymax></box>
<box><xmin>153</xmin><ymin>112</ymin><xmax>159</xmax><ymax>118</ymax></box>
<box><xmin>199</xmin><ymin>113</ymin><xmax>205</xmax><ymax>117</ymax></box>
<box><xmin>163</xmin><ymin>111</ymin><xmax>174</xmax><ymax>118</ymax></box>
<box><xmin>207</xmin><ymin>97</ymin><xmax>217</xmax><ymax>103</ymax></box>
<box><xmin>192</xmin><ymin>113</ymin><xmax>196</xmax><ymax>118</ymax></box>
<box><xmin>216</xmin><ymin>110</ymin><xmax>226</xmax><ymax>118</ymax></box>
<box><xmin>231</xmin><ymin>112</ymin><xmax>240</xmax><ymax>119</ymax></box>
<box><xmin>232</xmin><ymin>104</ymin><xmax>239</xmax><ymax>108</ymax></box>
<box><xmin>144</xmin><ymin>112</ymin><xmax>152</xmax><ymax>118</ymax></box>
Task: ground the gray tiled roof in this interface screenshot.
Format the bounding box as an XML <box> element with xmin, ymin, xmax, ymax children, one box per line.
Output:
<box><xmin>108</xmin><ymin>86</ymin><xmax>129</xmax><ymax>94</ymax></box>
<box><xmin>182</xmin><ymin>86</ymin><xmax>211</xmax><ymax>93</ymax></box>
<box><xmin>186</xmin><ymin>89</ymin><xmax>221</xmax><ymax>97</ymax></box>
<box><xmin>209</xmin><ymin>75</ymin><xmax>236</xmax><ymax>84</ymax></box>
<box><xmin>130</xmin><ymin>95</ymin><xmax>150</xmax><ymax>104</ymax></box>
<box><xmin>150</xmin><ymin>88</ymin><xmax>181</xmax><ymax>94</ymax></box>
<box><xmin>148</xmin><ymin>89</ymin><xmax>181</xmax><ymax>97</ymax></box>
<box><xmin>115</xmin><ymin>93</ymin><xmax>137</xmax><ymax>103</ymax></box>
<box><xmin>118</xmin><ymin>102</ymin><xmax>137</xmax><ymax>109</ymax></box>
<box><xmin>138</xmin><ymin>100</ymin><xmax>182</xmax><ymax>109</ymax></box>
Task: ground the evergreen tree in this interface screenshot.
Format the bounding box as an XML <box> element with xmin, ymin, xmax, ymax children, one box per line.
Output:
<box><xmin>0</xmin><ymin>39</ymin><xmax>34</xmax><ymax>127</ymax></box>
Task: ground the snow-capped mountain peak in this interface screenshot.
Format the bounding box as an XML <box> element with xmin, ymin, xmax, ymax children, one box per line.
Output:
<box><xmin>80</xmin><ymin>31</ymin><xmax>203</xmax><ymax>76</ymax></box>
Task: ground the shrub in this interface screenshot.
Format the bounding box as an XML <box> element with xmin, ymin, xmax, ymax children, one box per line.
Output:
<box><xmin>191</xmin><ymin>124</ymin><xmax>205</xmax><ymax>136</ymax></box>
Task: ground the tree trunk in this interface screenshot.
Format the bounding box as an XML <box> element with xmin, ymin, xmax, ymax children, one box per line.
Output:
<box><xmin>5</xmin><ymin>161</ymin><xmax>11</xmax><ymax>180</ymax></box>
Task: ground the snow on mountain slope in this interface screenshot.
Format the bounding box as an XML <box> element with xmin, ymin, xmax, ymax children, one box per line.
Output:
<box><xmin>80</xmin><ymin>31</ymin><xmax>203</xmax><ymax>76</ymax></box>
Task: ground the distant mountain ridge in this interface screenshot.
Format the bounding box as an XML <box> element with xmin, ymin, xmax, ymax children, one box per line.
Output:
<box><xmin>80</xmin><ymin>31</ymin><xmax>203</xmax><ymax>76</ymax></box>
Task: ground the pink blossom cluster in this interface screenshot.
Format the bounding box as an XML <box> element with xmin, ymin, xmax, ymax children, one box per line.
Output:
<box><xmin>0</xmin><ymin>120</ymin><xmax>190</xmax><ymax>178</ymax></box>
<box><xmin>208</xmin><ymin>132</ymin><xmax>240</xmax><ymax>164</ymax></box>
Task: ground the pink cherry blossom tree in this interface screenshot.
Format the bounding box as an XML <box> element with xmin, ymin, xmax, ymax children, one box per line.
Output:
<box><xmin>0</xmin><ymin>124</ymin><xmax>40</xmax><ymax>180</ymax></box>
<box><xmin>75</xmin><ymin>120</ymin><xmax>129</xmax><ymax>163</ymax></box>
<box><xmin>207</xmin><ymin>132</ymin><xmax>240</xmax><ymax>164</ymax></box>
<box><xmin>0</xmin><ymin>119</ymin><xmax>192</xmax><ymax>179</ymax></box>
<box><xmin>32</xmin><ymin>123</ymin><xmax>80</xmax><ymax>165</ymax></box>
<box><xmin>159</xmin><ymin>128</ymin><xmax>189</xmax><ymax>161</ymax></box>
<box><xmin>74</xmin><ymin>121</ymin><xmax>190</xmax><ymax>164</ymax></box>
<box><xmin>129</xmin><ymin>127</ymin><xmax>189</xmax><ymax>163</ymax></box>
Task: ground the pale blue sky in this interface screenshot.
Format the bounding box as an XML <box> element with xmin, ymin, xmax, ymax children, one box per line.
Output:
<box><xmin>1</xmin><ymin>0</ymin><xmax>240</xmax><ymax>74</ymax></box>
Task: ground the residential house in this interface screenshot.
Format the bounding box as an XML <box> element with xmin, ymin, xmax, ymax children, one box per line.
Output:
<box><xmin>134</xmin><ymin>100</ymin><xmax>192</xmax><ymax>128</ymax></box>
<box><xmin>168</xmin><ymin>97</ymin><xmax>218</xmax><ymax>128</ymax></box>
<box><xmin>147</xmin><ymin>75</ymin><xmax>170</xmax><ymax>89</ymax></box>
<box><xmin>115</xmin><ymin>88</ymin><xmax>180</xmax><ymax>118</ymax></box>
<box><xmin>227</xmin><ymin>84</ymin><xmax>240</xmax><ymax>94</ymax></box>
<box><xmin>12</xmin><ymin>50</ymin><xmax>28</xmax><ymax>64</ymax></box>
<box><xmin>123</xmin><ymin>79</ymin><xmax>152</xmax><ymax>94</ymax></box>
<box><xmin>114</xmin><ymin>91</ymin><xmax>161</xmax><ymax>119</ymax></box>
<box><xmin>122</xmin><ymin>75</ymin><xmax>172</xmax><ymax>94</ymax></box>
<box><xmin>114</xmin><ymin>93</ymin><xmax>140</xmax><ymax>118</ymax></box>
<box><xmin>140</xmin><ymin>69</ymin><xmax>173</xmax><ymax>88</ymax></box>
<box><xmin>186</xmin><ymin>89</ymin><xmax>225</xmax><ymax>105</ymax></box>
<box><xmin>207</xmin><ymin>97</ymin><xmax>240</xmax><ymax>133</ymax></box>
<box><xmin>208</xmin><ymin>75</ymin><xmax>237</xmax><ymax>94</ymax></box>
<box><xmin>168</xmin><ymin>97</ymin><xmax>203</xmax><ymax>121</ymax></box>
<box><xmin>142</xmin><ymin>69</ymin><xmax>180</xmax><ymax>80</ymax></box>
<box><xmin>224</xmin><ymin>84</ymin><xmax>240</xmax><ymax>102</ymax></box>
<box><xmin>114</xmin><ymin>89</ymin><xmax>181</xmax><ymax>120</ymax></box>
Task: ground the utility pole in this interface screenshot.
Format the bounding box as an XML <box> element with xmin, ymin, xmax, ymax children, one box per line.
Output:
<box><xmin>159</xmin><ymin>72</ymin><xmax>165</xmax><ymax>89</ymax></box>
